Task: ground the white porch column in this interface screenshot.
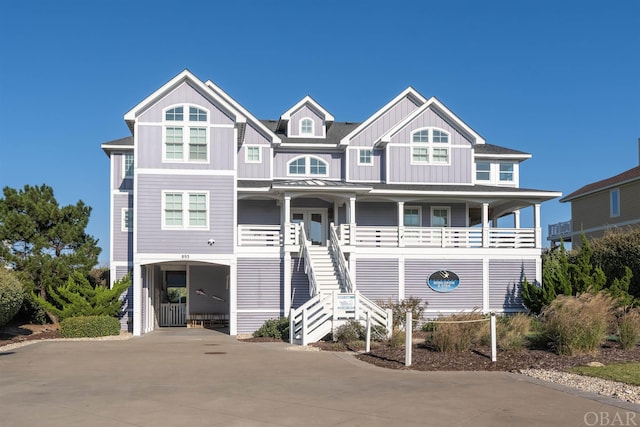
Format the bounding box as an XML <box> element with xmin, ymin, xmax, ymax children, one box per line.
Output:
<box><xmin>333</xmin><ymin>200</ymin><xmax>340</xmax><ymax>226</ymax></box>
<box><xmin>132</xmin><ymin>262</ymin><xmax>142</xmax><ymax>336</ymax></box>
<box><xmin>482</xmin><ymin>203</ymin><xmax>489</xmax><ymax>248</ymax></box>
<box><xmin>229</xmin><ymin>260</ymin><xmax>238</xmax><ymax>336</ymax></box>
<box><xmin>349</xmin><ymin>196</ymin><xmax>357</xmax><ymax>246</ymax></box>
<box><xmin>283</xmin><ymin>195</ymin><xmax>291</xmax><ymax>245</ymax></box>
<box><xmin>534</xmin><ymin>203</ymin><xmax>541</xmax><ymax>249</ymax></box>
<box><xmin>397</xmin><ymin>201</ymin><xmax>405</xmax><ymax>247</ymax></box>
<box><xmin>513</xmin><ymin>209</ymin><xmax>521</xmax><ymax>228</ymax></box>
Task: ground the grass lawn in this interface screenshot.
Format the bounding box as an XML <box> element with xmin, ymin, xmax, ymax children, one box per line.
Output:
<box><xmin>569</xmin><ymin>363</ymin><xmax>640</xmax><ymax>385</ymax></box>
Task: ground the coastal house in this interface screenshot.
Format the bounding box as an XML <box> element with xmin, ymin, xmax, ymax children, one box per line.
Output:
<box><xmin>101</xmin><ymin>69</ymin><xmax>560</xmax><ymax>342</ymax></box>
<box><xmin>548</xmin><ymin>142</ymin><xmax>640</xmax><ymax>246</ymax></box>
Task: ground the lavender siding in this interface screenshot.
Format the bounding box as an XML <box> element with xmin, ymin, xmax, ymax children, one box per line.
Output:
<box><xmin>391</xmin><ymin>108</ymin><xmax>474</xmax><ymax>146</ymax></box>
<box><xmin>350</xmin><ymin>97</ymin><xmax>421</xmax><ymax>147</ymax></box>
<box><xmin>387</xmin><ymin>146</ymin><xmax>472</xmax><ymax>184</ymax></box>
<box><xmin>238</xmin><ymin>200</ymin><xmax>280</xmax><ymax>225</ymax></box>
<box><xmin>273</xmin><ymin>151</ymin><xmax>343</xmax><ymax>180</ymax></box>
<box><xmin>289</xmin><ymin>105</ymin><xmax>324</xmax><ymax>137</ymax></box>
<box><xmin>137</xmin><ymin>81</ymin><xmax>234</xmax><ymax>125</ymax></box>
<box><xmin>136</xmin><ymin>125</ymin><xmax>235</xmax><ymax>171</ymax></box>
<box><xmin>356</xmin><ymin>259</ymin><xmax>399</xmax><ymax>302</ymax></box>
<box><xmin>356</xmin><ymin>202</ymin><xmax>398</xmax><ymax>226</ymax></box>
<box><xmin>405</xmin><ymin>259</ymin><xmax>483</xmax><ymax>313</ymax></box>
<box><xmin>113</xmin><ymin>193</ymin><xmax>133</xmax><ymax>263</ymax></box>
<box><xmin>237</xmin><ymin>258</ymin><xmax>283</xmax><ymax>334</ymax></box>
<box><xmin>111</xmin><ymin>152</ymin><xmax>134</xmax><ymax>191</ymax></box>
<box><xmin>116</xmin><ymin>266</ymin><xmax>132</xmax><ymax>332</ymax></box>
<box><xmin>488</xmin><ymin>259</ymin><xmax>535</xmax><ymax>311</ymax></box>
<box><xmin>136</xmin><ymin>174</ymin><xmax>234</xmax><ymax>254</ymax></box>
<box><xmin>291</xmin><ymin>257</ymin><xmax>310</xmax><ymax>308</ymax></box>
<box><xmin>348</xmin><ymin>148</ymin><xmax>383</xmax><ymax>182</ymax></box>
<box><xmin>238</xmin><ymin>123</ymin><xmax>272</xmax><ymax>179</ymax></box>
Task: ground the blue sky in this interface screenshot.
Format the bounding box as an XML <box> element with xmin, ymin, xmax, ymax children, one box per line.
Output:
<box><xmin>1</xmin><ymin>1</ymin><xmax>638</xmax><ymax>266</ymax></box>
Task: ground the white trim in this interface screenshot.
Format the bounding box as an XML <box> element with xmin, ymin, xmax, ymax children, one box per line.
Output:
<box><xmin>340</xmin><ymin>87</ymin><xmax>427</xmax><ymax>146</ymax></box>
<box><xmin>137</xmin><ymin>168</ymin><xmax>235</xmax><ymax>176</ymax></box>
<box><xmin>244</xmin><ymin>145</ymin><xmax>262</xmax><ymax>163</ymax></box>
<box><xmin>162</xmin><ymin>104</ymin><xmax>210</xmax><ymax>164</ymax></box>
<box><xmin>122</xmin><ymin>152</ymin><xmax>134</xmax><ymax>179</ymax></box>
<box><xmin>403</xmin><ymin>205</ymin><xmax>422</xmax><ymax>226</ymax></box>
<box><xmin>474</xmin><ymin>153</ymin><xmax>531</xmax><ymax>160</ymax></box>
<box><xmin>280</xmin><ymin>95</ymin><xmax>334</xmax><ymax>122</ymax></box>
<box><xmin>161</xmin><ymin>190</ymin><xmax>210</xmax><ymax>230</ymax></box>
<box><xmin>121</xmin><ymin>208</ymin><xmax>132</xmax><ymax>232</ymax></box>
<box><xmin>430</xmin><ymin>206</ymin><xmax>451</xmax><ymax>227</ymax></box>
<box><xmin>286</xmin><ymin>155</ymin><xmax>329</xmax><ymax>177</ymax></box>
<box><xmin>136</xmin><ymin>122</ymin><xmax>234</xmax><ymax>129</ymax></box>
<box><xmin>357</xmin><ymin>148</ymin><xmax>374</xmax><ymax>166</ymax></box>
<box><xmin>299</xmin><ymin>117</ymin><xmax>314</xmax><ymax>136</ymax></box>
<box><xmin>278</xmin><ymin>143</ymin><xmax>338</xmax><ymax>149</ymax></box>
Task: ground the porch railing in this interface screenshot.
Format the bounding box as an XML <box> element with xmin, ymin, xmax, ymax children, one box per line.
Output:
<box><xmin>238</xmin><ymin>224</ymin><xmax>538</xmax><ymax>249</ymax></box>
<box><xmin>329</xmin><ymin>224</ymin><xmax>353</xmax><ymax>293</ymax></box>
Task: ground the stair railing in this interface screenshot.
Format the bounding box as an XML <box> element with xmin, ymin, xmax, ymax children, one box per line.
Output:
<box><xmin>299</xmin><ymin>225</ymin><xmax>318</xmax><ymax>297</ymax></box>
<box><xmin>289</xmin><ymin>292</ymin><xmax>333</xmax><ymax>345</ymax></box>
<box><xmin>329</xmin><ymin>223</ymin><xmax>353</xmax><ymax>293</ymax></box>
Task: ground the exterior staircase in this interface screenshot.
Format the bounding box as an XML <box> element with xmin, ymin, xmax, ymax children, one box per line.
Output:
<box><xmin>289</xmin><ymin>224</ymin><xmax>392</xmax><ymax>345</ymax></box>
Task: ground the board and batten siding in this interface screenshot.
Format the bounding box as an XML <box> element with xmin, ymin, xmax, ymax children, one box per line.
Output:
<box><xmin>356</xmin><ymin>259</ymin><xmax>399</xmax><ymax>302</ymax></box>
<box><xmin>238</xmin><ymin>123</ymin><xmax>272</xmax><ymax>179</ymax></box>
<box><xmin>137</xmin><ymin>81</ymin><xmax>234</xmax><ymax>126</ymax></box>
<box><xmin>488</xmin><ymin>259</ymin><xmax>535</xmax><ymax>311</ymax></box>
<box><xmin>350</xmin><ymin>97</ymin><xmax>421</xmax><ymax>147</ymax></box>
<box><xmin>405</xmin><ymin>259</ymin><xmax>483</xmax><ymax>313</ymax></box>
<box><xmin>136</xmin><ymin>125</ymin><xmax>235</xmax><ymax>171</ymax></box>
<box><xmin>136</xmin><ymin>174</ymin><xmax>234</xmax><ymax>254</ymax></box>
<box><xmin>273</xmin><ymin>151</ymin><xmax>344</xmax><ymax>180</ymax></box>
<box><xmin>291</xmin><ymin>257</ymin><xmax>310</xmax><ymax>309</ymax></box>
<box><xmin>347</xmin><ymin>148</ymin><xmax>383</xmax><ymax>182</ymax></box>
<box><xmin>289</xmin><ymin>105</ymin><xmax>324</xmax><ymax>138</ymax></box>
<box><xmin>111</xmin><ymin>152</ymin><xmax>133</xmax><ymax>191</ymax></box>
<box><xmin>236</xmin><ymin>258</ymin><xmax>283</xmax><ymax>334</ymax></box>
<box><xmin>387</xmin><ymin>146</ymin><xmax>472</xmax><ymax>184</ymax></box>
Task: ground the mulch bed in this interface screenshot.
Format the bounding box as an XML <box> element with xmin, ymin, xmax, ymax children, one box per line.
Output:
<box><xmin>0</xmin><ymin>322</ymin><xmax>61</xmax><ymax>348</ymax></box>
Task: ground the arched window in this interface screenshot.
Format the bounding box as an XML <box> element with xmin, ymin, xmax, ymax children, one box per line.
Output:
<box><xmin>300</xmin><ymin>118</ymin><xmax>314</xmax><ymax>135</ymax></box>
<box><xmin>287</xmin><ymin>156</ymin><xmax>328</xmax><ymax>176</ymax></box>
<box><xmin>163</xmin><ymin>104</ymin><xmax>209</xmax><ymax>163</ymax></box>
<box><xmin>410</xmin><ymin>128</ymin><xmax>450</xmax><ymax>164</ymax></box>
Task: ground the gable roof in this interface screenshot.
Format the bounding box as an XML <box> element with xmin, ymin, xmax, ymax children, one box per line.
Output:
<box><xmin>561</xmin><ymin>165</ymin><xmax>640</xmax><ymax>202</ymax></box>
<box><xmin>262</xmin><ymin>120</ymin><xmax>359</xmax><ymax>146</ymax></box>
<box><xmin>339</xmin><ymin>87</ymin><xmax>427</xmax><ymax>146</ymax></box>
<box><xmin>474</xmin><ymin>143</ymin><xmax>531</xmax><ymax>160</ymax></box>
<box><xmin>279</xmin><ymin>95</ymin><xmax>334</xmax><ymax>122</ymax></box>
<box><xmin>376</xmin><ymin>96</ymin><xmax>485</xmax><ymax>148</ymax></box>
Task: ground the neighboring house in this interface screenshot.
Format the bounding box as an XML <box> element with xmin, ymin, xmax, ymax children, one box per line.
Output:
<box><xmin>101</xmin><ymin>69</ymin><xmax>560</xmax><ymax>341</ymax></box>
<box><xmin>548</xmin><ymin>153</ymin><xmax>640</xmax><ymax>246</ymax></box>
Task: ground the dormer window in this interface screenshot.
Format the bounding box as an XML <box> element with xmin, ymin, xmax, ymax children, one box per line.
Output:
<box><xmin>410</xmin><ymin>128</ymin><xmax>450</xmax><ymax>165</ymax></box>
<box><xmin>288</xmin><ymin>155</ymin><xmax>328</xmax><ymax>176</ymax></box>
<box><xmin>163</xmin><ymin>104</ymin><xmax>209</xmax><ymax>163</ymax></box>
<box><xmin>300</xmin><ymin>118</ymin><xmax>314</xmax><ymax>136</ymax></box>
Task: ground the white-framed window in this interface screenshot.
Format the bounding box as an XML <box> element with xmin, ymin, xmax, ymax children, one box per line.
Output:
<box><xmin>121</xmin><ymin>208</ymin><xmax>132</xmax><ymax>232</ymax></box>
<box><xmin>410</xmin><ymin>128</ymin><xmax>450</xmax><ymax>164</ymax></box>
<box><xmin>287</xmin><ymin>155</ymin><xmax>328</xmax><ymax>176</ymax></box>
<box><xmin>431</xmin><ymin>206</ymin><xmax>450</xmax><ymax>227</ymax></box>
<box><xmin>358</xmin><ymin>149</ymin><xmax>373</xmax><ymax>165</ymax></box>
<box><xmin>162</xmin><ymin>191</ymin><xmax>209</xmax><ymax>229</ymax></box>
<box><xmin>499</xmin><ymin>163</ymin><xmax>514</xmax><ymax>182</ymax></box>
<box><xmin>300</xmin><ymin>117</ymin><xmax>314</xmax><ymax>135</ymax></box>
<box><xmin>163</xmin><ymin>104</ymin><xmax>209</xmax><ymax>162</ymax></box>
<box><xmin>245</xmin><ymin>146</ymin><xmax>261</xmax><ymax>163</ymax></box>
<box><xmin>403</xmin><ymin>206</ymin><xmax>422</xmax><ymax>226</ymax></box>
<box><xmin>123</xmin><ymin>152</ymin><xmax>134</xmax><ymax>178</ymax></box>
<box><xmin>476</xmin><ymin>162</ymin><xmax>491</xmax><ymax>181</ymax></box>
<box><xmin>610</xmin><ymin>188</ymin><xmax>620</xmax><ymax>217</ymax></box>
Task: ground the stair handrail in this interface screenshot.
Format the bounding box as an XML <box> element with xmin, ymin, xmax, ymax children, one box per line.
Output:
<box><xmin>299</xmin><ymin>225</ymin><xmax>318</xmax><ymax>297</ymax></box>
<box><xmin>329</xmin><ymin>223</ymin><xmax>353</xmax><ymax>293</ymax></box>
<box><xmin>356</xmin><ymin>291</ymin><xmax>393</xmax><ymax>339</ymax></box>
<box><xmin>289</xmin><ymin>292</ymin><xmax>333</xmax><ymax>345</ymax></box>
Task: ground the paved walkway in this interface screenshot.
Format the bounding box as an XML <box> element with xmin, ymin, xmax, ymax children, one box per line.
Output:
<box><xmin>1</xmin><ymin>328</ymin><xmax>638</xmax><ymax>426</ymax></box>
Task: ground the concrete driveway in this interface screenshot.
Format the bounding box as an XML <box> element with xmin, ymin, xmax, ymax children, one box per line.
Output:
<box><xmin>0</xmin><ymin>328</ymin><xmax>637</xmax><ymax>426</ymax></box>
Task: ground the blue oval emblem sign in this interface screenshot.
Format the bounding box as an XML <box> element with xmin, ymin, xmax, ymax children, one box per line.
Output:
<box><xmin>428</xmin><ymin>270</ymin><xmax>460</xmax><ymax>293</ymax></box>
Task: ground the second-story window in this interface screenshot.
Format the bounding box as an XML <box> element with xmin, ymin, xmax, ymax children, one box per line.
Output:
<box><xmin>411</xmin><ymin>128</ymin><xmax>450</xmax><ymax>164</ymax></box>
<box><xmin>123</xmin><ymin>152</ymin><xmax>134</xmax><ymax>178</ymax></box>
<box><xmin>245</xmin><ymin>146</ymin><xmax>261</xmax><ymax>163</ymax></box>
<box><xmin>476</xmin><ymin>162</ymin><xmax>490</xmax><ymax>181</ymax></box>
<box><xmin>163</xmin><ymin>191</ymin><xmax>209</xmax><ymax>229</ymax></box>
<box><xmin>499</xmin><ymin>163</ymin><xmax>514</xmax><ymax>182</ymax></box>
<box><xmin>288</xmin><ymin>156</ymin><xmax>328</xmax><ymax>176</ymax></box>
<box><xmin>610</xmin><ymin>188</ymin><xmax>620</xmax><ymax>217</ymax></box>
<box><xmin>300</xmin><ymin>118</ymin><xmax>314</xmax><ymax>135</ymax></box>
<box><xmin>358</xmin><ymin>149</ymin><xmax>373</xmax><ymax>165</ymax></box>
<box><xmin>164</xmin><ymin>105</ymin><xmax>209</xmax><ymax>163</ymax></box>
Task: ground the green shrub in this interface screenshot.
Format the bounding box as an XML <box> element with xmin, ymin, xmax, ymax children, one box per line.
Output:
<box><xmin>0</xmin><ymin>268</ymin><xmax>25</xmax><ymax>326</ymax></box>
<box><xmin>333</xmin><ymin>319</ymin><xmax>365</xmax><ymax>343</ymax></box>
<box><xmin>378</xmin><ymin>297</ymin><xmax>425</xmax><ymax>331</ymax></box>
<box><xmin>253</xmin><ymin>317</ymin><xmax>289</xmax><ymax>340</ymax></box>
<box><xmin>540</xmin><ymin>292</ymin><xmax>615</xmax><ymax>355</ymax></box>
<box><xmin>497</xmin><ymin>313</ymin><xmax>532</xmax><ymax>351</ymax></box>
<box><xmin>60</xmin><ymin>315</ymin><xmax>120</xmax><ymax>338</ymax></box>
<box><xmin>618</xmin><ymin>310</ymin><xmax>640</xmax><ymax>350</ymax></box>
<box><xmin>430</xmin><ymin>312</ymin><xmax>488</xmax><ymax>353</ymax></box>
<box><xmin>384</xmin><ymin>328</ymin><xmax>407</xmax><ymax>348</ymax></box>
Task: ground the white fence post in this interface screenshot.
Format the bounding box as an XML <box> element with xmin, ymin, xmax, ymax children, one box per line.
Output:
<box><xmin>366</xmin><ymin>311</ymin><xmax>371</xmax><ymax>353</ymax></box>
<box><xmin>491</xmin><ymin>312</ymin><xmax>497</xmax><ymax>362</ymax></box>
<box><xmin>405</xmin><ymin>312</ymin><xmax>412</xmax><ymax>367</ymax></box>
